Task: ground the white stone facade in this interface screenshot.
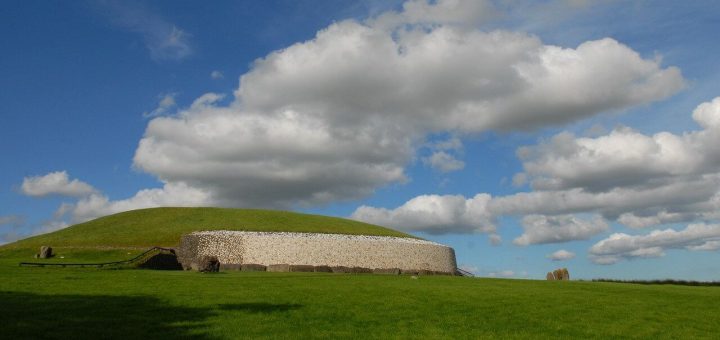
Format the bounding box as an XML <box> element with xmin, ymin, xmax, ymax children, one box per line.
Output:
<box><xmin>178</xmin><ymin>231</ymin><xmax>457</xmax><ymax>274</ymax></box>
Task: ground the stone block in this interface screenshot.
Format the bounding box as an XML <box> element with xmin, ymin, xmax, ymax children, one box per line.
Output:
<box><xmin>330</xmin><ymin>266</ymin><xmax>350</xmax><ymax>273</ymax></box>
<box><xmin>289</xmin><ymin>264</ymin><xmax>315</xmax><ymax>272</ymax></box>
<box><xmin>241</xmin><ymin>264</ymin><xmax>267</xmax><ymax>272</ymax></box>
<box><xmin>350</xmin><ymin>267</ymin><xmax>373</xmax><ymax>274</ymax></box>
<box><xmin>220</xmin><ymin>263</ymin><xmax>241</xmax><ymax>271</ymax></box>
<box><xmin>267</xmin><ymin>264</ymin><xmax>290</xmax><ymax>272</ymax></box>
<box><xmin>314</xmin><ymin>265</ymin><xmax>333</xmax><ymax>273</ymax></box>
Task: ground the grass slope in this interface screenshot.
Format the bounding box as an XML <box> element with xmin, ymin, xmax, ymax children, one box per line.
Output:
<box><xmin>0</xmin><ymin>258</ymin><xmax>718</xmax><ymax>339</ymax></box>
<box><xmin>2</xmin><ymin>207</ymin><xmax>413</xmax><ymax>250</ymax></box>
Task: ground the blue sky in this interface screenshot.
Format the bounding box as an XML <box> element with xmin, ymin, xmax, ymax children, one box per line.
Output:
<box><xmin>2</xmin><ymin>0</ymin><xmax>720</xmax><ymax>280</ymax></box>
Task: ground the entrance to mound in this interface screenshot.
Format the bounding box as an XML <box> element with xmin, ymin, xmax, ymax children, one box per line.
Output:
<box><xmin>136</xmin><ymin>251</ymin><xmax>184</xmax><ymax>270</ymax></box>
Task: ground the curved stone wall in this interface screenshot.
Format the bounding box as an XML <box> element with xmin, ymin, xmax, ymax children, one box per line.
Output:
<box><xmin>177</xmin><ymin>231</ymin><xmax>457</xmax><ymax>274</ymax></box>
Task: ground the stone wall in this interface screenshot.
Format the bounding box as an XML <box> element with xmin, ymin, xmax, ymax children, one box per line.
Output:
<box><xmin>177</xmin><ymin>231</ymin><xmax>457</xmax><ymax>274</ymax></box>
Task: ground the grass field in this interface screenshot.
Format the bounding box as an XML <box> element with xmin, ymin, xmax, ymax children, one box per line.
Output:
<box><xmin>4</xmin><ymin>207</ymin><xmax>413</xmax><ymax>250</ymax></box>
<box><xmin>1</xmin><ymin>249</ymin><xmax>719</xmax><ymax>339</ymax></box>
<box><xmin>2</xmin><ymin>209</ymin><xmax>718</xmax><ymax>338</ymax></box>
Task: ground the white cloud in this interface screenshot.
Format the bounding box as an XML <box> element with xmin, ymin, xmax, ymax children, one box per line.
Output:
<box><xmin>488</xmin><ymin>233</ymin><xmax>502</xmax><ymax>246</ymax></box>
<box><xmin>547</xmin><ymin>249</ymin><xmax>576</xmax><ymax>261</ymax></box>
<box><xmin>97</xmin><ymin>1</ymin><xmax>192</xmax><ymax>61</ymax></box>
<box><xmin>423</xmin><ymin>151</ymin><xmax>465</xmax><ymax>172</ymax></box>
<box><xmin>143</xmin><ymin>93</ymin><xmax>177</xmax><ymax>118</ymax></box>
<box><xmin>514</xmin><ymin>214</ymin><xmax>608</xmax><ymax>245</ymax></box>
<box><xmin>69</xmin><ymin>182</ymin><xmax>213</xmax><ymax>223</ymax></box>
<box><xmin>352</xmin><ymin>97</ymin><xmax>720</xmax><ymax>259</ymax></box>
<box><xmin>210</xmin><ymin>70</ymin><xmax>224</xmax><ymax>79</ymax></box>
<box><xmin>487</xmin><ymin>270</ymin><xmax>515</xmax><ymax>278</ymax></box>
<box><xmin>687</xmin><ymin>240</ymin><xmax>720</xmax><ymax>251</ymax></box>
<box><xmin>21</xmin><ymin>171</ymin><xmax>97</xmax><ymax>198</ymax></box>
<box><xmin>351</xmin><ymin>194</ymin><xmax>495</xmax><ymax>234</ymax></box>
<box><xmin>131</xmin><ymin>0</ymin><xmax>681</xmax><ymax>209</ymax></box>
<box><xmin>590</xmin><ymin>223</ymin><xmax>720</xmax><ymax>264</ymax></box>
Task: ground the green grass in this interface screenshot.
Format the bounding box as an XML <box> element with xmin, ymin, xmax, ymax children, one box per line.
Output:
<box><xmin>2</xmin><ymin>207</ymin><xmax>413</xmax><ymax>251</ymax></box>
<box><xmin>0</xmin><ymin>251</ymin><xmax>718</xmax><ymax>339</ymax></box>
<box><xmin>2</xmin><ymin>209</ymin><xmax>718</xmax><ymax>338</ymax></box>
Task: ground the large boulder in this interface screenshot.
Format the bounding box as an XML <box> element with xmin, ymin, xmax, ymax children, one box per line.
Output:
<box><xmin>546</xmin><ymin>272</ymin><xmax>555</xmax><ymax>280</ymax></box>
<box><xmin>38</xmin><ymin>246</ymin><xmax>53</xmax><ymax>259</ymax></box>
<box><xmin>562</xmin><ymin>268</ymin><xmax>570</xmax><ymax>280</ymax></box>
<box><xmin>198</xmin><ymin>256</ymin><xmax>220</xmax><ymax>273</ymax></box>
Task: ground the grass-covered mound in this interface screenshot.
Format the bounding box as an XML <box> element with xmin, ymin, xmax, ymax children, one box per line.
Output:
<box><xmin>2</xmin><ymin>207</ymin><xmax>413</xmax><ymax>251</ymax></box>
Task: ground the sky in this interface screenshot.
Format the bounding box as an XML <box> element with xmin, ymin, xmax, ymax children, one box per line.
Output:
<box><xmin>2</xmin><ymin>0</ymin><xmax>720</xmax><ymax>280</ymax></box>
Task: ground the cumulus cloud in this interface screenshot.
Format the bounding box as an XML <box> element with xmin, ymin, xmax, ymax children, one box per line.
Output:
<box><xmin>505</xmin><ymin>96</ymin><xmax>720</xmax><ymax>226</ymax></box>
<box><xmin>21</xmin><ymin>171</ymin><xmax>97</xmax><ymax>198</ymax></box>
<box><xmin>143</xmin><ymin>93</ymin><xmax>177</xmax><ymax>118</ymax></box>
<box><xmin>547</xmin><ymin>249</ymin><xmax>576</xmax><ymax>261</ymax></box>
<box><xmin>488</xmin><ymin>233</ymin><xmax>502</xmax><ymax>246</ymax></box>
<box><xmin>351</xmin><ymin>194</ymin><xmax>495</xmax><ymax>234</ymax></box>
<box><xmin>130</xmin><ymin>0</ymin><xmax>681</xmax><ymax>210</ymax></box>
<box><xmin>97</xmin><ymin>1</ymin><xmax>192</xmax><ymax>61</ymax></box>
<box><xmin>352</xmin><ymin>97</ymin><xmax>720</xmax><ymax>263</ymax></box>
<box><xmin>68</xmin><ymin>182</ymin><xmax>213</xmax><ymax>223</ymax></box>
<box><xmin>514</xmin><ymin>214</ymin><xmax>608</xmax><ymax>245</ymax></box>
<box><xmin>20</xmin><ymin>1</ymin><xmax>684</xmax><ymax>229</ymax></box>
<box><xmin>210</xmin><ymin>70</ymin><xmax>224</xmax><ymax>79</ymax></box>
<box><xmin>423</xmin><ymin>151</ymin><xmax>465</xmax><ymax>172</ymax></box>
<box><xmin>590</xmin><ymin>223</ymin><xmax>720</xmax><ymax>264</ymax></box>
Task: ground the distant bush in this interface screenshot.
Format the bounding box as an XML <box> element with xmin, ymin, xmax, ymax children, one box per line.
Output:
<box><xmin>591</xmin><ymin>279</ymin><xmax>720</xmax><ymax>287</ymax></box>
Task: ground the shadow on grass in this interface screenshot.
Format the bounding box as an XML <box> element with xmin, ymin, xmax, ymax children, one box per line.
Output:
<box><xmin>0</xmin><ymin>291</ymin><xmax>216</xmax><ymax>339</ymax></box>
<box><xmin>218</xmin><ymin>302</ymin><xmax>302</xmax><ymax>313</ymax></box>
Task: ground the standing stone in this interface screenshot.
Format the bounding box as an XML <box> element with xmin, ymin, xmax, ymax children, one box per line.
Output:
<box><xmin>562</xmin><ymin>268</ymin><xmax>570</xmax><ymax>280</ymax></box>
<box><xmin>546</xmin><ymin>272</ymin><xmax>555</xmax><ymax>280</ymax></box>
<box><xmin>198</xmin><ymin>256</ymin><xmax>220</xmax><ymax>273</ymax></box>
<box><xmin>39</xmin><ymin>246</ymin><xmax>53</xmax><ymax>259</ymax></box>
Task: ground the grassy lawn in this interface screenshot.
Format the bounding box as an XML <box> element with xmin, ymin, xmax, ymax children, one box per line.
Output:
<box><xmin>1</xmin><ymin>250</ymin><xmax>718</xmax><ymax>339</ymax></box>
<box><xmin>4</xmin><ymin>207</ymin><xmax>413</xmax><ymax>250</ymax></box>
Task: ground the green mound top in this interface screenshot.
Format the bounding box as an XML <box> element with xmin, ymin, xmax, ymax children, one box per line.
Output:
<box><xmin>3</xmin><ymin>207</ymin><xmax>414</xmax><ymax>250</ymax></box>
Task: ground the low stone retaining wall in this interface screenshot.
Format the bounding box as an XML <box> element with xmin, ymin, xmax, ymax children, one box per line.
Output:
<box><xmin>178</xmin><ymin>231</ymin><xmax>457</xmax><ymax>274</ymax></box>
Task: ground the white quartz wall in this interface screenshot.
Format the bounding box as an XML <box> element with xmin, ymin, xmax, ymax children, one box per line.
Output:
<box><xmin>178</xmin><ymin>231</ymin><xmax>457</xmax><ymax>273</ymax></box>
